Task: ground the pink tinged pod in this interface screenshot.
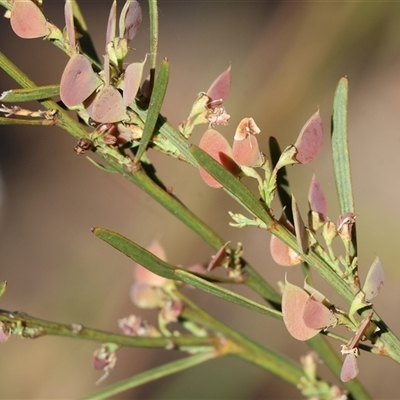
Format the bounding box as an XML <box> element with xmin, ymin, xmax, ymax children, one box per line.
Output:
<box><xmin>308</xmin><ymin>174</ymin><xmax>327</xmax><ymax>218</ymax></box>
<box><xmin>207</xmin><ymin>242</ymin><xmax>229</xmax><ymax>271</ymax></box>
<box><xmin>91</xmin><ymin>85</ymin><xmax>128</xmax><ymax>123</ymax></box>
<box><xmin>119</xmin><ymin>0</ymin><xmax>142</xmax><ymax>41</ymax></box>
<box><xmin>363</xmin><ymin>257</ymin><xmax>384</xmax><ymax>302</ymax></box>
<box><xmin>302</xmin><ymin>297</ymin><xmax>336</xmax><ymax>329</ymax></box>
<box><xmin>10</xmin><ymin>0</ymin><xmax>49</xmax><ymax>39</ymax></box>
<box><xmin>294</xmin><ymin>110</ymin><xmax>323</xmax><ymax>164</ymax></box>
<box><xmin>270</xmin><ymin>235</ymin><xmax>303</xmax><ymax>266</ymax></box>
<box><xmin>206</xmin><ymin>65</ymin><xmax>232</xmax><ymax>106</ymax></box>
<box><xmin>130</xmin><ymin>282</ymin><xmax>162</xmax><ymax>308</ymax></box>
<box><xmin>340</xmin><ymin>353</ymin><xmax>359</xmax><ymax>382</ymax></box>
<box><xmin>232</xmin><ymin>118</ymin><xmax>263</xmax><ymax>167</ymax></box>
<box><xmin>123</xmin><ymin>60</ymin><xmax>145</xmax><ymax>106</ymax></box>
<box><xmin>60</xmin><ymin>55</ymin><xmax>101</xmax><ymax>107</ymax></box>
<box><xmin>198</xmin><ymin>128</ymin><xmax>240</xmax><ymax>189</ymax></box>
<box><xmin>64</xmin><ymin>0</ymin><xmax>75</xmax><ymax>54</ymax></box>
<box><xmin>106</xmin><ymin>0</ymin><xmax>117</xmax><ymax>45</ymax></box>
<box><xmin>282</xmin><ymin>279</ymin><xmax>320</xmax><ymax>341</ymax></box>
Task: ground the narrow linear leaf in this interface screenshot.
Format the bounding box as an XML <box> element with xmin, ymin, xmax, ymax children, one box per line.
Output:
<box><xmin>331</xmin><ymin>77</ymin><xmax>354</xmax><ymax>214</ymax></box>
<box><xmin>148</xmin><ymin>0</ymin><xmax>158</xmax><ymax>71</ymax></box>
<box><xmin>190</xmin><ymin>145</ymin><xmax>272</xmax><ymax>224</ymax></box>
<box><xmin>175</xmin><ymin>270</ymin><xmax>281</xmax><ymax>320</ymax></box>
<box><xmin>92</xmin><ymin>227</ymin><xmax>179</xmax><ymax>280</ymax></box>
<box><xmin>81</xmin><ymin>352</ymin><xmax>217</xmax><ymax>400</ymax></box>
<box><xmin>132</xmin><ymin>106</ymin><xmax>197</xmax><ymax>166</ymax></box>
<box><xmin>331</xmin><ymin>77</ymin><xmax>357</xmax><ymax>259</ymax></box>
<box><xmin>134</xmin><ymin>58</ymin><xmax>169</xmax><ymax>163</ymax></box>
<box><xmin>0</xmin><ymin>85</ymin><xmax>60</xmax><ymax>102</ymax></box>
<box><xmin>93</xmin><ymin>227</ymin><xmax>279</xmax><ymax>318</ymax></box>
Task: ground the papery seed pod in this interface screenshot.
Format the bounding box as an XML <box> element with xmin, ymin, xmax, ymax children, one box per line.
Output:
<box><xmin>106</xmin><ymin>0</ymin><xmax>117</xmax><ymax>45</ymax></box>
<box><xmin>232</xmin><ymin>118</ymin><xmax>263</xmax><ymax>167</ymax></box>
<box><xmin>308</xmin><ymin>174</ymin><xmax>327</xmax><ymax>218</ymax></box>
<box><xmin>207</xmin><ymin>242</ymin><xmax>229</xmax><ymax>271</ymax></box>
<box><xmin>282</xmin><ymin>278</ymin><xmax>320</xmax><ymax>341</ymax></box>
<box><xmin>302</xmin><ymin>296</ymin><xmax>336</xmax><ymax>329</ymax></box>
<box><xmin>363</xmin><ymin>257</ymin><xmax>384</xmax><ymax>301</ymax></box>
<box><xmin>119</xmin><ymin>0</ymin><xmax>142</xmax><ymax>41</ymax></box>
<box><xmin>123</xmin><ymin>59</ymin><xmax>146</xmax><ymax>106</ymax></box>
<box><xmin>60</xmin><ymin>55</ymin><xmax>102</xmax><ymax>107</ymax></box>
<box><xmin>130</xmin><ymin>282</ymin><xmax>163</xmax><ymax>309</ymax></box>
<box><xmin>0</xmin><ymin>323</ymin><xmax>10</xmax><ymax>343</ymax></box>
<box><xmin>294</xmin><ymin>110</ymin><xmax>323</xmax><ymax>164</ymax></box>
<box><xmin>198</xmin><ymin>128</ymin><xmax>240</xmax><ymax>188</ymax></box>
<box><xmin>10</xmin><ymin>0</ymin><xmax>49</xmax><ymax>39</ymax></box>
<box><xmin>340</xmin><ymin>353</ymin><xmax>359</xmax><ymax>382</ymax></box>
<box><xmin>91</xmin><ymin>85</ymin><xmax>128</xmax><ymax>123</ymax></box>
<box><xmin>270</xmin><ymin>235</ymin><xmax>303</xmax><ymax>266</ymax></box>
<box><xmin>206</xmin><ymin>65</ymin><xmax>231</xmax><ymax>106</ymax></box>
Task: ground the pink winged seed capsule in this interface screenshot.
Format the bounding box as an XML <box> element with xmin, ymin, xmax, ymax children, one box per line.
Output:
<box><xmin>10</xmin><ymin>0</ymin><xmax>49</xmax><ymax>39</ymax></box>
<box><xmin>340</xmin><ymin>353</ymin><xmax>359</xmax><ymax>382</ymax></box>
<box><xmin>302</xmin><ymin>296</ymin><xmax>336</xmax><ymax>330</ymax></box>
<box><xmin>294</xmin><ymin>110</ymin><xmax>323</xmax><ymax>164</ymax></box>
<box><xmin>270</xmin><ymin>235</ymin><xmax>303</xmax><ymax>267</ymax></box>
<box><xmin>198</xmin><ymin>129</ymin><xmax>240</xmax><ymax>188</ymax></box>
<box><xmin>363</xmin><ymin>257</ymin><xmax>384</xmax><ymax>302</ymax></box>
<box><xmin>60</xmin><ymin>55</ymin><xmax>102</xmax><ymax>107</ymax></box>
<box><xmin>308</xmin><ymin>174</ymin><xmax>328</xmax><ymax>218</ymax></box>
<box><xmin>282</xmin><ymin>278</ymin><xmax>321</xmax><ymax>341</ymax></box>
<box><xmin>206</xmin><ymin>65</ymin><xmax>232</xmax><ymax>106</ymax></box>
<box><xmin>232</xmin><ymin>118</ymin><xmax>264</xmax><ymax>167</ymax></box>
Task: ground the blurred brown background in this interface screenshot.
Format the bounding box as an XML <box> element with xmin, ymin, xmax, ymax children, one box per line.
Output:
<box><xmin>1</xmin><ymin>1</ymin><xmax>400</xmax><ymax>399</ymax></box>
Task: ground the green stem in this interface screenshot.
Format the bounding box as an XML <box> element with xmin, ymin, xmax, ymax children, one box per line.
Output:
<box><xmin>0</xmin><ymin>309</ymin><xmax>218</xmax><ymax>349</ymax></box>
<box><xmin>177</xmin><ymin>292</ymin><xmax>304</xmax><ymax>387</ymax></box>
<box><xmin>81</xmin><ymin>352</ymin><xmax>217</xmax><ymax>400</ymax></box>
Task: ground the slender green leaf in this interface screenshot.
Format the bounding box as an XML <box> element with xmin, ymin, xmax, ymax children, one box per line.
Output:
<box><xmin>81</xmin><ymin>352</ymin><xmax>217</xmax><ymax>400</ymax></box>
<box><xmin>1</xmin><ymin>85</ymin><xmax>60</xmax><ymax>102</ymax></box>
<box><xmin>134</xmin><ymin>58</ymin><xmax>169</xmax><ymax>163</ymax></box>
<box><xmin>331</xmin><ymin>77</ymin><xmax>358</xmax><ymax>265</ymax></box>
<box><xmin>92</xmin><ymin>227</ymin><xmax>280</xmax><ymax>318</ymax></box>
<box><xmin>331</xmin><ymin>77</ymin><xmax>355</xmax><ymax>214</ymax></box>
<box><xmin>190</xmin><ymin>145</ymin><xmax>272</xmax><ymax>224</ymax></box>
<box><xmin>175</xmin><ymin>270</ymin><xmax>281</xmax><ymax>319</ymax></box>
<box><xmin>92</xmin><ymin>227</ymin><xmax>179</xmax><ymax>280</ymax></box>
<box><xmin>132</xmin><ymin>105</ymin><xmax>197</xmax><ymax>166</ymax></box>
